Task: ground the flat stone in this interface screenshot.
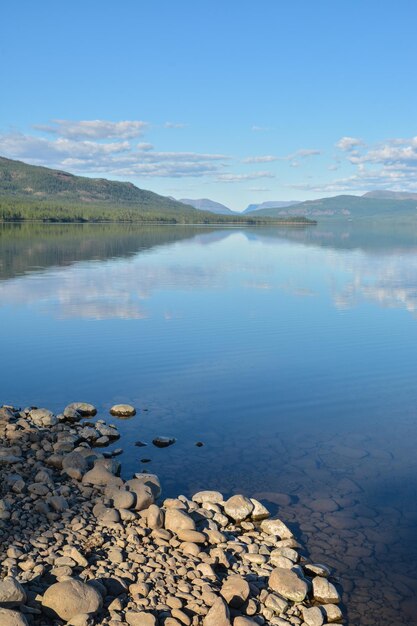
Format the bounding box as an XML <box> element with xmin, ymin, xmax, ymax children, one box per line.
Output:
<box><xmin>269</xmin><ymin>567</ymin><xmax>309</xmax><ymax>602</ymax></box>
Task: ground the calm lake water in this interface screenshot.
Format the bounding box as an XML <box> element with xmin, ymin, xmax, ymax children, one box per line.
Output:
<box><xmin>1</xmin><ymin>221</ymin><xmax>417</xmax><ymax>625</ymax></box>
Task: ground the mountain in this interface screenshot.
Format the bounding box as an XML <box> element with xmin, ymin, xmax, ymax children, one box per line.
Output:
<box><xmin>243</xmin><ymin>200</ymin><xmax>300</xmax><ymax>213</ymax></box>
<box><xmin>179</xmin><ymin>198</ymin><xmax>234</xmax><ymax>215</ymax></box>
<box><xmin>0</xmin><ymin>157</ymin><xmax>296</xmax><ymax>224</ymax></box>
<box><xmin>246</xmin><ymin>194</ymin><xmax>417</xmax><ymax>221</ymax></box>
<box><xmin>363</xmin><ymin>190</ymin><xmax>417</xmax><ymax>200</ymax></box>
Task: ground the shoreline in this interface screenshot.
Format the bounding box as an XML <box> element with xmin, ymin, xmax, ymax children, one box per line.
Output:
<box><xmin>0</xmin><ymin>403</ymin><xmax>343</xmax><ymax>626</ymax></box>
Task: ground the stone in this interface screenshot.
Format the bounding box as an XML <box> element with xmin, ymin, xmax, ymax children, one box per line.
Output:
<box><xmin>193</xmin><ymin>490</ymin><xmax>224</xmax><ymax>504</ymax></box>
<box><xmin>224</xmin><ymin>495</ymin><xmax>254</xmax><ymax>521</ymax></box>
<box><xmin>220</xmin><ymin>574</ymin><xmax>250</xmax><ymax>608</ymax></box>
<box><xmin>0</xmin><ymin>578</ymin><xmax>26</xmax><ymax>607</ymax></box>
<box><xmin>249</xmin><ymin>498</ymin><xmax>270</xmax><ymax>520</ymax></box>
<box><xmin>126</xmin><ymin>480</ymin><xmax>154</xmax><ymax>510</ymax></box>
<box><xmin>147</xmin><ymin>504</ymin><xmax>164</xmax><ymax>529</ymax></box>
<box><xmin>62</xmin><ymin>451</ymin><xmax>89</xmax><ymax>481</ymax></box>
<box><xmin>203</xmin><ymin>596</ymin><xmax>231</xmax><ymax>626</ymax></box>
<box><xmin>41</xmin><ymin>579</ymin><xmax>102</xmax><ymax>621</ymax></box>
<box><xmin>269</xmin><ymin>567</ymin><xmax>308</xmax><ymax>602</ymax></box>
<box><xmin>152</xmin><ymin>436</ymin><xmax>176</xmax><ymax>448</ymax></box>
<box><xmin>82</xmin><ymin>461</ymin><xmax>123</xmax><ymax>488</ymax></box>
<box><xmin>65</xmin><ymin>402</ymin><xmax>97</xmax><ymax>416</ymax></box>
<box><xmin>109</xmin><ymin>404</ymin><xmax>136</xmax><ymax>417</ymax></box>
<box><xmin>67</xmin><ymin>615</ymin><xmax>95</xmax><ymax>626</ymax></box>
<box><xmin>261</xmin><ymin>518</ymin><xmax>293</xmax><ymax>539</ymax></box>
<box><xmin>165</xmin><ymin>508</ymin><xmax>196</xmax><ymax>533</ymax></box>
<box><xmin>264</xmin><ymin>592</ymin><xmax>288</xmax><ymax>614</ymax></box>
<box><xmin>234</xmin><ymin>619</ymin><xmax>258</xmax><ymax>626</ymax></box>
<box><xmin>127</xmin><ymin>474</ymin><xmax>161</xmax><ymax>499</ymax></box>
<box><xmin>125</xmin><ymin>611</ymin><xmax>156</xmax><ymax>626</ymax></box>
<box><xmin>0</xmin><ymin>608</ymin><xmax>29</xmax><ymax>626</ymax></box>
<box><xmin>322</xmin><ymin>604</ymin><xmax>343</xmax><ymax>622</ymax></box>
<box><xmin>312</xmin><ymin>576</ymin><xmax>340</xmax><ymax>604</ymax></box>
<box><xmin>302</xmin><ymin>606</ymin><xmax>324</xmax><ymax>626</ymax></box>
<box><xmin>112</xmin><ymin>489</ymin><xmax>136</xmax><ymax>510</ymax></box>
<box><xmin>29</xmin><ymin>408</ymin><xmax>57</xmax><ymax>427</ymax></box>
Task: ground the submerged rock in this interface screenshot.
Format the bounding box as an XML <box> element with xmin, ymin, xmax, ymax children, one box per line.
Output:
<box><xmin>152</xmin><ymin>436</ymin><xmax>176</xmax><ymax>448</ymax></box>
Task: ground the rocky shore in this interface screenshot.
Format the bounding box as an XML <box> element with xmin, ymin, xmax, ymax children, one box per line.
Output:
<box><xmin>0</xmin><ymin>404</ymin><xmax>343</xmax><ymax>626</ymax></box>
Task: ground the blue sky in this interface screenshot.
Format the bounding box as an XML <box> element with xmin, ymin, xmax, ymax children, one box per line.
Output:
<box><xmin>1</xmin><ymin>0</ymin><xmax>417</xmax><ymax>211</ymax></box>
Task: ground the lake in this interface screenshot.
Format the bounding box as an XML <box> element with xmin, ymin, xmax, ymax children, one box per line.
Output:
<box><xmin>1</xmin><ymin>221</ymin><xmax>417</xmax><ymax>625</ymax></box>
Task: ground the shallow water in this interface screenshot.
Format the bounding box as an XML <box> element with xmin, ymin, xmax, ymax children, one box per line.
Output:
<box><xmin>1</xmin><ymin>221</ymin><xmax>417</xmax><ymax>625</ymax></box>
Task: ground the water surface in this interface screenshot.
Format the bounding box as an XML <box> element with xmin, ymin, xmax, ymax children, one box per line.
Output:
<box><xmin>1</xmin><ymin>221</ymin><xmax>417</xmax><ymax>625</ymax></box>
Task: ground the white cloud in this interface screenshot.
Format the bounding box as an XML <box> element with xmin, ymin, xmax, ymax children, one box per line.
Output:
<box><xmin>243</xmin><ymin>155</ymin><xmax>278</xmax><ymax>163</ymax></box>
<box><xmin>137</xmin><ymin>142</ymin><xmax>154</xmax><ymax>151</ymax></box>
<box><xmin>335</xmin><ymin>136</ymin><xmax>365</xmax><ymax>151</ymax></box>
<box><xmin>217</xmin><ymin>171</ymin><xmax>275</xmax><ymax>182</ymax></box>
<box><xmin>0</xmin><ymin>131</ymin><xmax>229</xmax><ymax>178</ymax></box>
<box><xmin>34</xmin><ymin>119</ymin><xmax>148</xmax><ymax>139</ymax></box>
<box><xmin>164</xmin><ymin>122</ymin><xmax>187</xmax><ymax>128</ymax></box>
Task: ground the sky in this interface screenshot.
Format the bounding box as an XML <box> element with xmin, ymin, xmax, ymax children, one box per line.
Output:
<box><xmin>1</xmin><ymin>0</ymin><xmax>417</xmax><ymax>211</ymax></box>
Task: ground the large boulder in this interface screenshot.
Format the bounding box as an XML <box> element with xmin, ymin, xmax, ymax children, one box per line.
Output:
<box><xmin>41</xmin><ymin>579</ymin><xmax>102</xmax><ymax>621</ymax></box>
<box><xmin>125</xmin><ymin>611</ymin><xmax>156</xmax><ymax>625</ymax></box>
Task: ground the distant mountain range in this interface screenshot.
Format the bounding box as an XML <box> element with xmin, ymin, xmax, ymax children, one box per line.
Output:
<box><xmin>243</xmin><ymin>200</ymin><xmax>301</xmax><ymax>213</ymax></box>
<box><xmin>179</xmin><ymin>198</ymin><xmax>234</xmax><ymax>215</ymax></box>
<box><xmin>246</xmin><ymin>193</ymin><xmax>417</xmax><ymax>221</ymax></box>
